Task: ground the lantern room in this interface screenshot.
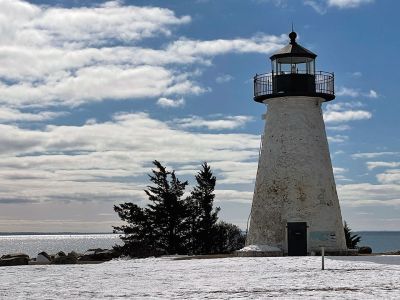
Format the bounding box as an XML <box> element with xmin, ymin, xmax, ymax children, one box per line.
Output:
<box><xmin>253</xmin><ymin>31</ymin><xmax>335</xmax><ymax>102</ymax></box>
<box><xmin>271</xmin><ymin>31</ymin><xmax>316</xmax><ymax>75</ymax></box>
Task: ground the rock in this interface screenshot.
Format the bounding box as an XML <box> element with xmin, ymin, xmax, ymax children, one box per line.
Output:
<box><xmin>67</xmin><ymin>251</ymin><xmax>80</xmax><ymax>259</ymax></box>
<box><xmin>53</xmin><ymin>256</ymin><xmax>77</xmax><ymax>264</ymax></box>
<box><xmin>358</xmin><ymin>246</ymin><xmax>373</xmax><ymax>254</ymax></box>
<box><xmin>79</xmin><ymin>248</ymin><xmax>118</xmax><ymax>261</ymax></box>
<box><xmin>87</xmin><ymin>248</ymin><xmax>105</xmax><ymax>252</ymax></box>
<box><xmin>36</xmin><ymin>252</ymin><xmax>51</xmax><ymax>264</ymax></box>
<box><xmin>53</xmin><ymin>251</ymin><xmax>77</xmax><ymax>264</ymax></box>
<box><xmin>0</xmin><ymin>253</ymin><xmax>29</xmax><ymax>266</ymax></box>
<box><xmin>1</xmin><ymin>253</ymin><xmax>29</xmax><ymax>260</ymax></box>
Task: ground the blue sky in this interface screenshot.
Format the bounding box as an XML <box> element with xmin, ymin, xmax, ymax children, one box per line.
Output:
<box><xmin>0</xmin><ymin>0</ymin><xmax>399</xmax><ymax>232</ymax></box>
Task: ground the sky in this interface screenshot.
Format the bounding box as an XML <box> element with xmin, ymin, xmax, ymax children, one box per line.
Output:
<box><xmin>0</xmin><ymin>0</ymin><xmax>399</xmax><ymax>232</ymax></box>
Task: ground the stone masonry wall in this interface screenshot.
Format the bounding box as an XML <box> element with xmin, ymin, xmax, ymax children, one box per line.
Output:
<box><xmin>247</xmin><ymin>96</ymin><xmax>347</xmax><ymax>253</ymax></box>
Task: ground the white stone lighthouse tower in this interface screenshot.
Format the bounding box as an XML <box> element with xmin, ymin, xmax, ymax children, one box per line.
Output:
<box><xmin>245</xmin><ymin>31</ymin><xmax>347</xmax><ymax>256</ymax></box>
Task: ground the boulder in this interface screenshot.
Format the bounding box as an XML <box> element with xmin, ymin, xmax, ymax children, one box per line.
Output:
<box><xmin>79</xmin><ymin>248</ymin><xmax>118</xmax><ymax>261</ymax></box>
<box><xmin>0</xmin><ymin>253</ymin><xmax>29</xmax><ymax>266</ymax></box>
<box><xmin>67</xmin><ymin>251</ymin><xmax>80</xmax><ymax>259</ymax></box>
<box><xmin>358</xmin><ymin>246</ymin><xmax>373</xmax><ymax>254</ymax></box>
<box><xmin>1</xmin><ymin>253</ymin><xmax>29</xmax><ymax>260</ymax></box>
<box><xmin>53</xmin><ymin>251</ymin><xmax>77</xmax><ymax>264</ymax></box>
<box><xmin>36</xmin><ymin>252</ymin><xmax>51</xmax><ymax>264</ymax></box>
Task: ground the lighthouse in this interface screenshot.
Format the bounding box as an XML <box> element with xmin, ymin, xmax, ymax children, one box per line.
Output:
<box><xmin>245</xmin><ymin>31</ymin><xmax>347</xmax><ymax>256</ymax></box>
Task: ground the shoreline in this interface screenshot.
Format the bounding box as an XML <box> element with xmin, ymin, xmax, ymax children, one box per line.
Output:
<box><xmin>0</xmin><ymin>248</ymin><xmax>119</xmax><ymax>267</ymax></box>
<box><xmin>2</xmin><ymin>250</ymin><xmax>400</xmax><ymax>267</ymax></box>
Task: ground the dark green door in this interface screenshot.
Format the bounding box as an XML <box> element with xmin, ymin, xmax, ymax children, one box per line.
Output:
<box><xmin>287</xmin><ymin>222</ymin><xmax>307</xmax><ymax>256</ymax></box>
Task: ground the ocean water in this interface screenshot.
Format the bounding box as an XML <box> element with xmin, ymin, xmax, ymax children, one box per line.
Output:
<box><xmin>0</xmin><ymin>232</ymin><xmax>399</xmax><ymax>258</ymax></box>
<box><xmin>357</xmin><ymin>231</ymin><xmax>400</xmax><ymax>253</ymax></box>
<box><xmin>0</xmin><ymin>234</ymin><xmax>122</xmax><ymax>257</ymax></box>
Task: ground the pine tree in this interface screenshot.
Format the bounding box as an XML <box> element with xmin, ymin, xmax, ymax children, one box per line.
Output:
<box><xmin>113</xmin><ymin>160</ymin><xmax>246</xmax><ymax>257</ymax></box>
<box><xmin>144</xmin><ymin>160</ymin><xmax>188</xmax><ymax>254</ymax></box>
<box><xmin>183</xmin><ymin>194</ymin><xmax>198</xmax><ymax>254</ymax></box>
<box><xmin>113</xmin><ymin>161</ymin><xmax>189</xmax><ymax>256</ymax></box>
<box><xmin>113</xmin><ymin>202</ymin><xmax>155</xmax><ymax>257</ymax></box>
<box><xmin>190</xmin><ymin>162</ymin><xmax>220</xmax><ymax>254</ymax></box>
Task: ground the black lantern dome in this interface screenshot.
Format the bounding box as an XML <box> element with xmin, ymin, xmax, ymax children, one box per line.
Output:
<box><xmin>253</xmin><ymin>31</ymin><xmax>335</xmax><ymax>102</ymax></box>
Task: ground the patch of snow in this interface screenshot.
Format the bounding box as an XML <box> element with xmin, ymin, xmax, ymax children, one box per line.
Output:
<box><xmin>238</xmin><ymin>244</ymin><xmax>281</xmax><ymax>252</ymax></box>
<box><xmin>1</xmin><ymin>256</ymin><xmax>400</xmax><ymax>299</ymax></box>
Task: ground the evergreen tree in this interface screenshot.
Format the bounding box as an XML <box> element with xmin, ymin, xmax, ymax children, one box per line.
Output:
<box><xmin>144</xmin><ymin>160</ymin><xmax>188</xmax><ymax>254</ymax></box>
<box><xmin>212</xmin><ymin>221</ymin><xmax>246</xmax><ymax>253</ymax></box>
<box><xmin>344</xmin><ymin>221</ymin><xmax>361</xmax><ymax>249</ymax></box>
<box><xmin>184</xmin><ymin>194</ymin><xmax>198</xmax><ymax>254</ymax></box>
<box><xmin>113</xmin><ymin>202</ymin><xmax>155</xmax><ymax>257</ymax></box>
<box><xmin>113</xmin><ymin>160</ymin><xmax>246</xmax><ymax>257</ymax></box>
<box><xmin>113</xmin><ymin>161</ymin><xmax>189</xmax><ymax>256</ymax></box>
<box><xmin>190</xmin><ymin>162</ymin><xmax>220</xmax><ymax>254</ymax></box>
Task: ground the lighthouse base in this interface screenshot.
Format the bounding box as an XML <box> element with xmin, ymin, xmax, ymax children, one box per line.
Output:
<box><xmin>236</xmin><ymin>244</ymin><xmax>356</xmax><ymax>257</ymax></box>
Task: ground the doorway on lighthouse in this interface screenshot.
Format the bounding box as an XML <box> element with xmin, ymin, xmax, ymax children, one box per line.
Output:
<box><xmin>287</xmin><ymin>222</ymin><xmax>307</xmax><ymax>256</ymax></box>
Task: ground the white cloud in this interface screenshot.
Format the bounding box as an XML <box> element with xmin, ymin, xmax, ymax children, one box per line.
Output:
<box><xmin>336</xmin><ymin>87</ymin><xmax>379</xmax><ymax>98</ymax></box>
<box><xmin>351</xmin><ymin>71</ymin><xmax>362</xmax><ymax>78</ymax></box>
<box><xmin>0</xmin><ymin>107</ymin><xmax>65</xmax><ymax>122</ymax></box>
<box><xmin>323</xmin><ymin>102</ymin><xmax>371</xmax><ymax>123</ymax></box>
<box><xmin>172</xmin><ymin>115</ymin><xmax>254</xmax><ymax>130</ymax></box>
<box><xmin>215</xmin><ymin>190</ymin><xmax>253</xmax><ymax>204</ymax></box>
<box><xmin>333</xmin><ymin>167</ymin><xmax>348</xmax><ymax>174</ymax></box>
<box><xmin>328</xmin><ymin>0</ymin><xmax>373</xmax><ymax>9</ymax></box>
<box><xmin>334</xmin><ymin>175</ymin><xmax>352</xmax><ymax>181</ymax></box>
<box><xmin>157</xmin><ymin>97</ymin><xmax>185</xmax><ymax>108</ymax></box>
<box><xmin>352</xmin><ymin>152</ymin><xmax>400</xmax><ymax>159</ymax></box>
<box><xmin>253</xmin><ymin>0</ymin><xmax>288</xmax><ymax>7</ymax></box>
<box><xmin>305</xmin><ymin>0</ymin><xmax>373</xmax><ymax>13</ymax></box>
<box><xmin>366</xmin><ymin>89</ymin><xmax>378</xmax><ymax>98</ymax></box>
<box><xmin>166</xmin><ymin>35</ymin><xmax>286</xmax><ymax>57</ymax></box>
<box><xmin>326</xmin><ymin>124</ymin><xmax>351</xmax><ymax>131</ymax></box>
<box><xmin>0</xmin><ymin>112</ymin><xmax>260</xmax><ymax>204</ymax></box>
<box><xmin>0</xmin><ymin>65</ymin><xmax>206</xmax><ymax>107</ymax></box>
<box><xmin>0</xmin><ymin>35</ymin><xmax>285</xmax><ymax>84</ymax></box>
<box><xmin>336</xmin><ymin>87</ymin><xmax>360</xmax><ymax>97</ymax></box>
<box><xmin>325</xmin><ymin>102</ymin><xmax>363</xmax><ymax>110</ymax></box>
<box><xmin>367</xmin><ymin>161</ymin><xmax>400</xmax><ymax>170</ymax></box>
<box><xmin>304</xmin><ymin>0</ymin><xmax>327</xmax><ymax>14</ymax></box>
<box><xmin>335</xmin><ymin>87</ymin><xmax>379</xmax><ymax>99</ymax></box>
<box><xmin>324</xmin><ymin>110</ymin><xmax>371</xmax><ymax>123</ymax></box>
<box><xmin>211</xmin><ymin>161</ymin><xmax>258</xmax><ymax>184</ymax></box>
<box><xmin>0</xmin><ymin>0</ymin><xmax>280</xmax><ymax>207</ymax></box>
<box><xmin>338</xmin><ymin>182</ymin><xmax>400</xmax><ymax>207</ymax></box>
<box><xmin>376</xmin><ymin>169</ymin><xmax>400</xmax><ymax>184</ymax></box>
<box><xmin>0</xmin><ymin>0</ymin><xmax>191</xmax><ymax>47</ymax></box>
<box><xmin>0</xmin><ymin>0</ymin><xmax>285</xmax><ymax>108</ymax></box>
<box><xmin>328</xmin><ymin>135</ymin><xmax>348</xmax><ymax>143</ymax></box>
<box><xmin>216</xmin><ymin>74</ymin><xmax>234</xmax><ymax>84</ymax></box>
<box><xmin>334</xmin><ymin>150</ymin><xmax>345</xmax><ymax>155</ymax></box>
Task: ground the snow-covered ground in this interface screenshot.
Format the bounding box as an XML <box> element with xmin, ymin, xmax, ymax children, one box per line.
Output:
<box><xmin>1</xmin><ymin>256</ymin><xmax>399</xmax><ymax>299</ymax></box>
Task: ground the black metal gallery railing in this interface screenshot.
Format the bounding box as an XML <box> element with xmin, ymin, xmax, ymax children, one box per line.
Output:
<box><xmin>254</xmin><ymin>71</ymin><xmax>335</xmax><ymax>101</ymax></box>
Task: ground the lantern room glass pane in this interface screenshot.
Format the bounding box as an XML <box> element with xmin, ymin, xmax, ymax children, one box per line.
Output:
<box><xmin>271</xmin><ymin>57</ymin><xmax>315</xmax><ymax>75</ymax></box>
